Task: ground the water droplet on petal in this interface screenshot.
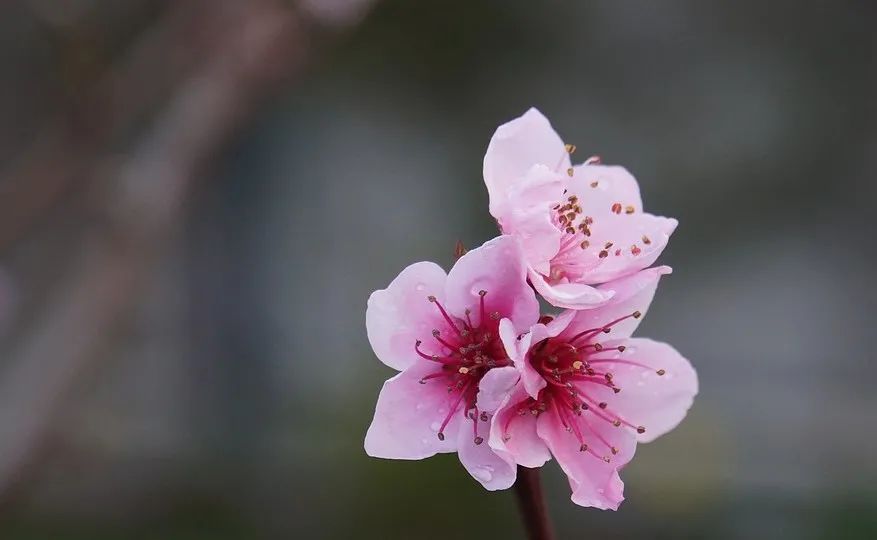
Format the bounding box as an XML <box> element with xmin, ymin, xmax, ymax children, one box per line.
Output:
<box><xmin>430</xmin><ymin>421</ymin><xmax>442</xmax><ymax>432</ymax></box>
<box><xmin>470</xmin><ymin>282</ymin><xmax>489</xmax><ymax>297</ymax></box>
<box><xmin>473</xmin><ymin>467</ymin><xmax>493</xmax><ymax>483</ymax></box>
<box><xmin>415</xmin><ymin>283</ymin><xmax>426</xmax><ymax>291</ymax></box>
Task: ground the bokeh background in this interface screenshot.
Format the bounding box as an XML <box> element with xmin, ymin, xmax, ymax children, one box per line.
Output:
<box><xmin>0</xmin><ymin>1</ymin><xmax>875</xmax><ymax>538</ymax></box>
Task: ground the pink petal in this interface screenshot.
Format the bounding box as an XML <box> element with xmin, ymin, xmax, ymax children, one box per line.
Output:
<box><xmin>503</xmin><ymin>319</ymin><xmax>546</xmax><ymax>398</ymax></box>
<box><xmin>536</xmin><ymin>406</ymin><xmax>636</xmax><ymax>510</ymax></box>
<box><xmin>445</xmin><ymin>236</ymin><xmax>539</xmax><ymax>332</ymax></box>
<box><xmin>593</xmin><ymin>338</ymin><xmax>698</xmax><ymax>443</ymax></box>
<box><xmin>560</xmin><ymin>266</ymin><xmax>672</xmax><ymax>342</ymax></box>
<box><xmin>458</xmin><ymin>367</ymin><xmax>520</xmax><ymax>491</ymax></box>
<box><xmin>570</xmin><ymin>164</ymin><xmax>643</xmax><ymax>210</ymax></box>
<box><xmin>475</xmin><ymin>366</ymin><xmax>520</xmax><ymax>414</ymax></box>
<box><xmin>501</xmin><ymin>311</ymin><xmax>576</xmax><ymax>399</ymax></box>
<box><xmin>499</xmin><ymin>165</ymin><xmax>565</xmax><ymax>276</ymax></box>
<box><xmin>483</xmin><ymin>108</ymin><xmax>569</xmax><ymax>219</ymax></box>
<box><xmin>457</xmin><ymin>417</ymin><xmax>517</xmax><ymax>491</ymax></box>
<box><xmin>366</xmin><ymin>261</ymin><xmax>449</xmax><ymax>371</ymax></box>
<box><xmin>562</xmin><ymin>165</ymin><xmax>677</xmax><ymax>284</ymax></box>
<box><xmin>364</xmin><ymin>360</ymin><xmax>461</xmax><ymax>459</ymax></box>
<box><xmin>488</xmin><ymin>384</ymin><xmax>551</xmax><ymax>468</ymax></box>
<box><xmin>529</xmin><ymin>269</ymin><xmax>615</xmax><ymax>310</ymax></box>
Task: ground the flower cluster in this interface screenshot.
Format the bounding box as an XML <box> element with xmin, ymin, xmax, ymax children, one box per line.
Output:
<box><xmin>364</xmin><ymin>108</ymin><xmax>698</xmax><ymax>509</ymax></box>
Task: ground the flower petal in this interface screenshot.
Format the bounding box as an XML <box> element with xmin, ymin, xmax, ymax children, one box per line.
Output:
<box><xmin>489</xmin><ymin>384</ymin><xmax>551</xmax><ymax>468</ymax></box>
<box><xmin>364</xmin><ymin>361</ymin><xmax>461</xmax><ymax>459</ymax></box>
<box><xmin>593</xmin><ymin>338</ymin><xmax>698</xmax><ymax>443</ymax></box>
<box><xmin>571</xmin><ymin>164</ymin><xmax>643</xmax><ymax>210</ymax></box>
<box><xmin>457</xmin><ymin>413</ymin><xmax>517</xmax><ymax>491</ymax></box>
<box><xmin>563</xmin><ymin>165</ymin><xmax>677</xmax><ymax>283</ymax></box>
<box><xmin>476</xmin><ymin>366</ymin><xmax>520</xmax><ymax>414</ymax></box>
<box><xmin>502</xmin><ymin>311</ymin><xmax>576</xmax><ymax>399</ymax></box>
<box><xmin>457</xmin><ymin>366</ymin><xmax>520</xmax><ymax>491</ymax></box>
<box><xmin>445</xmin><ymin>236</ymin><xmax>539</xmax><ymax>333</ymax></box>
<box><xmin>536</xmin><ymin>404</ymin><xmax>636</xmax><ymax>510</ymax></box>
<box><xmin>529</xmin><ymin>269</ymin><xmax>615</xmax><ymax>310</ymax></box>
<box><xmin>499</xmin><ymin>165</ymin><xmax>565</xmax><ymax>276</ymax></box>
<box><xmin>484</xmin><ymin>108</ymin><xmax>569</xmax><ymax>219</ymax></box>
<box><xmin>366</xmin><ymin>261</ymin><xmax>449</xmax><ymax>371</ymax></box>
<box><xmin>560</xmin><ymin>266</ymin><xmax>672</xmax><ymax>342</ymax></box>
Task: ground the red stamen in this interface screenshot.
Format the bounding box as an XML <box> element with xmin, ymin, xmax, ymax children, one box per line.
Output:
<box><xmin>437</xmin><ymin>379</ymin><xmax>472</xmax><ymax>441</ymax></box>
<box><xmin>428</xmin><ymin>296</ymin><xmax>463</xmax><ymax>338</ymax></box>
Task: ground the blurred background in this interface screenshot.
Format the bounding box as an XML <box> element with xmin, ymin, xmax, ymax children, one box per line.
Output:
<box><xmin>0</xmin><ymin>0</ymin><xmax>875</xmax><ymax>538</ymax></box>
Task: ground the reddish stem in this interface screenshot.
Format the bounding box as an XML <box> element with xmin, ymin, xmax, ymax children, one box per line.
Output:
<box><xmin>513</xmin><ymin>466</ymin><xmax>555</xmax><ymax>540</ymax></box>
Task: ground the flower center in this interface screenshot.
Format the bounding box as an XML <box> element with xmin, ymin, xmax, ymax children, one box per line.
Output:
<box><xmin>414</xmin><ymin>291</ymin><xmax>510</xmax><ymax>444</ymax></box>
<box><xmin>549</xmin><ymin>195</ymin><xmax>598</xmax><ymax>282</ymax></box>
<box><xmin>503</xmin><ymin>310</ymin><xmax>665</xmax><ymax>463</ymax></box>
<box><xmin>546</xmin><ymin>153</ymin><xmax>648</xmax><ymax>282</ymax></box>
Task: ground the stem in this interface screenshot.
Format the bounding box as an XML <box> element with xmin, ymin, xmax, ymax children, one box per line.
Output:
<box><xmin>513</xmin><ymin>466</ymin><xmax>555</xmax><ymax>540</ymax></box>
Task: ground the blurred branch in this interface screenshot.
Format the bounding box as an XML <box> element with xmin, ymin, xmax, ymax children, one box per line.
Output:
<box><xmin>0</xmin><ymin>0</ymin><xmax>314</xmax><ymax>512</ymax></box>
<box><xmin>0</xmin><ymin>0</ymin><xmax>278</xmax><ymax>252</ymax></box>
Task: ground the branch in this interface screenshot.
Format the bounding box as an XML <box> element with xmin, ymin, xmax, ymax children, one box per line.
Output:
<box><xmin>0</xmin><ymin>0</ymin><xmax>304</xmax><ymax>511</ymax></box>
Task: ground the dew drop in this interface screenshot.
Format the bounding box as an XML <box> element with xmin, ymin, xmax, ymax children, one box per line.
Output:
<box><xmin>415</xmin><ymin>283</ymin><xmax>426</xmax><ymax>291</ymax></box>
<box><xmin>430</xmin><ymin>421</ymin><xmax>442</xmax><ymax>432</ymax></box>
<box><xmin>469</xmin><ymin>281</ymin><xmax>490</xmax><ymax>297</ymax></box>
<box><xmin>473</xmin><ymin>466</ymin><xmax>494</xmax><ymax>483</ymax></box>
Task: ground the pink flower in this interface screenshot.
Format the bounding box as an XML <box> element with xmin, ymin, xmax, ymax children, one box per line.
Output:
<box><xmin>364</xmin><ymin>236</ymin><xmax>540</xmax><ymax>490</ymax></box>
<box><xmin>483</xmin><ymin>108</ymin><xmax>678</xmax><ymax>309</ymax></box>
<box><xmin>489</xmin><ymin>267</ymin><xmax>698</xmax><ymax>509</ymax></box>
